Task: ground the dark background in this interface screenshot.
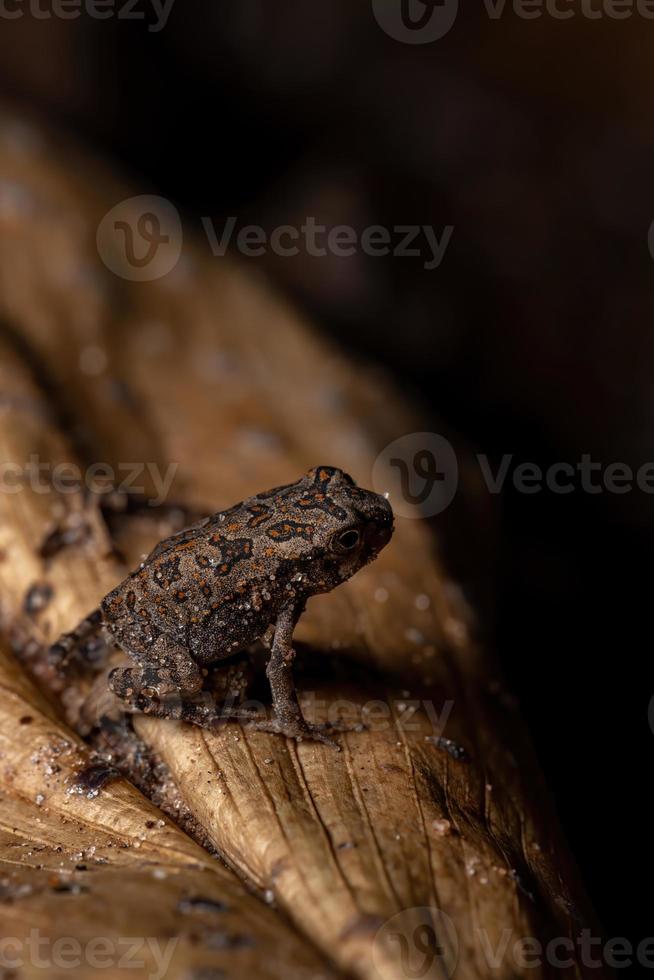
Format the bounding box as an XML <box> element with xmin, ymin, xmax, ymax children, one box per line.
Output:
<box><xmin>1</xmin><ymin>0</ymin><xmax>651</xmax><ymax>954</ymax></box>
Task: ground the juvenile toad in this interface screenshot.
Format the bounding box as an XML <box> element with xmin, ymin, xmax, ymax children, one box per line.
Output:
<box><xmin>51</xmin><ymin>467</ymin><xmax>393</xmax><ymax>746</ymax></box>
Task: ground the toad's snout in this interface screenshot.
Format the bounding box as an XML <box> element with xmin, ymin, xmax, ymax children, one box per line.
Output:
<box><xmin>366</xmin><ymin>496</ymin><xmax>394</xmax><ymax>555</ymax></box>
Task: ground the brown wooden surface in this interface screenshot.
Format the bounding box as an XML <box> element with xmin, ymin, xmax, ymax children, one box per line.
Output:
<box><xmin>0</xmin><ymin>104</ymin><xmax>606</xmax><ymax>980</ymax></box>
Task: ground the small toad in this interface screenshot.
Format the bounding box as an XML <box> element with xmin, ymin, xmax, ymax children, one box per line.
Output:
<box><xmin>51</xmin><ymin>467</ymin><xmax>393</xmax><ymax>746</ymax></box>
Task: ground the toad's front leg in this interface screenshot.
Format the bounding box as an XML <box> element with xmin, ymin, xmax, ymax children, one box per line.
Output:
<box><xmin>244</xmin><ymin>603</ymin><xmax>340</xmax><ymax>750</ymax></box>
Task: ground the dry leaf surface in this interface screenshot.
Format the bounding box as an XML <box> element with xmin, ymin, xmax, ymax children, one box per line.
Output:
<box><xmin>0</xmin><ymin>106</ymin><xmax>603</xmax><ymax>980</ymax></box>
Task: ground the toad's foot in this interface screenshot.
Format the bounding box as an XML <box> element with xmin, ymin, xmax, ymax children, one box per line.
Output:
<box><xmin>239</xmin><ymin>716</ymin><xmax>342</xmax><ymax>750</ymax></box>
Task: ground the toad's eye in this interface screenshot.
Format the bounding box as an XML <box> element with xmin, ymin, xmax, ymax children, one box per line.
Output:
<box><xmin>337</xmin><ymin>529</ymin><xmax>360</xmax><ymax>551</ymax></box>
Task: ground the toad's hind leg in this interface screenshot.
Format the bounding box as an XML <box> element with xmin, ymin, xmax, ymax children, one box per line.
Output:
<box><xmin>108</xmin><ymin>634</ymin><xmax>262</xmax><ymax>728</ymax></box>
<box><xmin>108</xmin><ymin>633</ymin><xmax>204</xmax><ymax>713</ymax></box>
